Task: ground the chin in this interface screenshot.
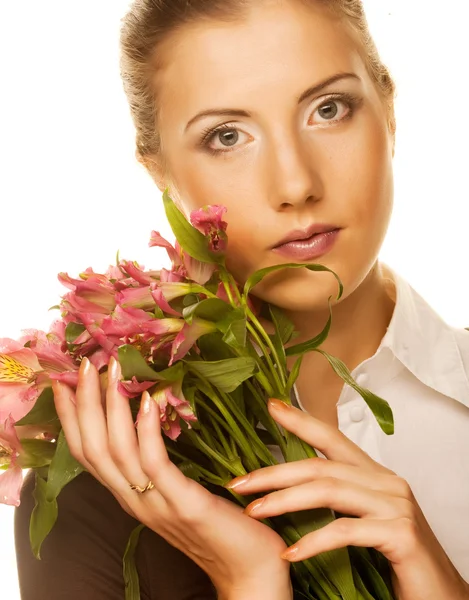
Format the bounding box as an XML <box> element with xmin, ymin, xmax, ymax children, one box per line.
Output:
<box><xmin>248</xmin><ymin>263</ymin><xmax>349</xmax><ymax>313</ymax></box>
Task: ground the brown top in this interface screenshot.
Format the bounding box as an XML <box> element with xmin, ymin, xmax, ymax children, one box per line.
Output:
<box><xmin>15</xmin><ymin>470</ymin><xmax>217</xmax><ymax>599</ymax></box>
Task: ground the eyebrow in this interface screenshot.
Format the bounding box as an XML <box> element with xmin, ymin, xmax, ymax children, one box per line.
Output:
<box><xmin>184</xmin><ymin>72</ymin><xmax>361</xmax><ymax>132</ymax></box>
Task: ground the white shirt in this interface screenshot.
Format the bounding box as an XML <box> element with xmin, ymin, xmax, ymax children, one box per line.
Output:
<box><xmin>271</xmin><ymin>263</ymin><xmax>469</xmax><ymax>581</ymax></box>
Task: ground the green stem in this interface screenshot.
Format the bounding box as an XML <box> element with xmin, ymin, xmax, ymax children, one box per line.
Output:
<box><xmin>166</xmin><ymin>446</ymin><xmax>225</xmax><ymax>486</ymax></box>
<box><xmin>195</xmin><ymin>375</ymin><xmax>262</xmax><ymax>470</ymax></box>
<box><xmin>246</xmin><ymin>322</ymin><xmax>284</xmax><ymax>393</ymax></box>
<box><xmin>246</xmin><ymin>305</ymin><xmax>288</xmax><ymax>389</ymax></box>
<box><xmin>207</xmin><ymin>411</ymin><xmax>234</xmax><ymax>459</ymax></box>
<box><xmin>195</xmin><ymin>396</ymin><xmax>239</xmax><ymax>458</ymax></box>
<box><xmin>183</xmin><ymin>429</ymin><xmax>245</xmax><ymax>477</ymax></box>
<box><xmin>245</xmin><ymin>379</ymin><xmax>288</xmax><ymax>455</ymax></box>
<box><xmin>218</xmin><ymin>387</ymin><xmax>277</xmax><ymax>466</ymax></box>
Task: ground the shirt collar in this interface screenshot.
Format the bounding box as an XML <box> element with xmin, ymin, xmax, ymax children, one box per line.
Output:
<box><xmin>379</xmin><ymin>262</ymin><xmax>469</xmax><ymax>408</ymax></box>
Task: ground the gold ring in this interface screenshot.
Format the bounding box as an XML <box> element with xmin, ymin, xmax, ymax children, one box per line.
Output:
<box><xmin>129</xmin><ymin>480</ymin><xmax>155</xmax><ymax>494</ymax></box>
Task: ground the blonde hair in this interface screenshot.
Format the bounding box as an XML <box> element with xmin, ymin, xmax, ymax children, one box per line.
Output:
<box><xmin>120</xmin><ymin>0</ymin><xmax>396</xmax><ymax>182</ymax></box>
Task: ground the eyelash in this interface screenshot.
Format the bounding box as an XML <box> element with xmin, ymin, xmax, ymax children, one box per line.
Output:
<box><xmin>198</xmin><ymin>92</ymin><xmax>363</xmax><ymax>157</ymax></box>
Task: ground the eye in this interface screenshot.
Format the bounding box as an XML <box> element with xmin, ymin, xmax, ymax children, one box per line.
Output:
<box><xmin>199</xmin><ymin>123</ymin><xmax>251</xmax><ymax>155</ymax></box>
<box><xmin>308</xmin><ymin>93</ymin><xmax>359</xmax><ymax>126</ymax></box>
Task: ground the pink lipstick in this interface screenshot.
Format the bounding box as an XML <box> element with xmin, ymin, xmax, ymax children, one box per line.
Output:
<box><xmin>272</xmin><ymin>224</ymin><xmax>341</xmax><ymax>261</ymax></box>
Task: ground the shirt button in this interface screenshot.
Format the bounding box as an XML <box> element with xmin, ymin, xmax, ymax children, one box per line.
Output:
<box><xmin>355</xmin><ymin>373</ymin><xmax>368</xmax><ymax>387</ymax></box>
<box><xmin>350</xmin><ymin>405</ymin><xmax>365</xmax><ymax>422</ymax></box>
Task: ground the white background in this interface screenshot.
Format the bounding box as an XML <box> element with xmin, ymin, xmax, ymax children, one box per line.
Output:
<box><xmin>1</xmin><ymin>1</ymin><xmax>468</xmax><ymax>597</ymax></box>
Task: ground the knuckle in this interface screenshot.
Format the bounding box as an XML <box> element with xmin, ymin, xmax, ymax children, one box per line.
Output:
<box><xmin>306</xmin><ymin>457</ymin><xmax>326</xmax><ymax>477</ymax></box>
<box><xmin>333</xmin><ymin>518</ymin><xmax>353</xmax><ymax>537</ymax></box>
<box><xmin>395</xmin><ymin>477</ymin><xmax>414</xmax><ymax>501</ymax></box>
<box><xmin>322</xmin><ymin>476</ymin><xmax>340</xmax><ymax>495</ymax></box>
<box><xmin>397</xmin><ymin>516</ymin><xmax>420</xmax><ymax>550</ymax></box>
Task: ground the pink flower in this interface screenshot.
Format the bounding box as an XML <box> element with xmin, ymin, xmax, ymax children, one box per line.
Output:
<box><xmin>118</xmin><ymin>377</ymin><xmax>155</xmax><ymax>398</ymax></box>
<box><xmin>150</xmin><ymin>382</ymin><xmax>197</xmax><ymax>440</ymax></box>
<box><xmin>150</xmin><ymin>232</ymin><xmax>216</xmax><ymax>285</ymax></box>
<box><xmin>0</xmin><ymin>339</ymin><xmax>48</xmax><ymax>422</ymax></box>
<box><xmin>0</xmin><ymin>416</ymin><xmax>24</xmax><ymax>506</ymax></box>
<box><xmin>119</xmin><ymin>261</ymin><xmax>160</xmax><ymax>286</ymax></box>
<box><xmin>59</xmin><ymin>269</ymin><xmax>117</xmax><ymax>323</ymax></box>
<box><xmin>116</xmin><ymin>286</ymin><xmax>156</xmax><ymax>310</ymax></box>
<box><xmin>170</xmin><ymin>319</ymin><xmax>218</xmax><ymax>365</ymax></box>
<box><xmin>190</xmin><ymin>205</ymin><xmax>228</xmax><ymax>253</ymax></box>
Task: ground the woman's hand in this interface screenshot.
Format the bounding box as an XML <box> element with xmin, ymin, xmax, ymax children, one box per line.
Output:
<box><xmin>226</xmin><ymin>399</ymin><xmax>469</xmax><ymax>600</ymax></box>
<box><xmin>52</xmin><ymin>358</ymin><xmax>292</xmax><ymax>600</ymax></box>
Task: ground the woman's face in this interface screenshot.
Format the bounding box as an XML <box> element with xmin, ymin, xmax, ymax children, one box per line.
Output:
<box><xmin>153</xmin><ymin>0</ymin><xmax>394</xmax><ymax>312</ymax></box>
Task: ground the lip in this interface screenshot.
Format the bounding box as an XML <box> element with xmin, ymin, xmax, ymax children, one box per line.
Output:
<box><xmin>272</xmin><ymin>227</ymin><xmax>341</xmax><ymax>261</ymax></box>
<box><xmin>273</xmin><ymin>223</ymin><xmax>340</xmax><ymax>247</ymax></box>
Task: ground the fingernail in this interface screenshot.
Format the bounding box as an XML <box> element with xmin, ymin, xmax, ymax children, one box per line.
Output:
<box><xmin>108</xmin><ymin>356</ymin><xmax>120</xmax><ymax>382</ymax></box>
<box><xmin>268</xmin><ymin>398</ymin><xmax>290</xmax><ymax>412</ymax></box>
<box><xmin>52</xmin><ymin>380</ymin><xmax>76</xmax><ymax>405</ymax></box>
<box><xmin>244</xmin><ymin>497</ymin><xmax>264</xmax><ymax>515</ymax></box>
<box><xmin>79</xmin><ymin>356</ymin><xmax>91</xmax><ymax>377</ymax></box>
<box><xmin>281</xmin><ymin>546</ymin><xmax>299</xmax><ymax>561</ymax></box>
<box><xmin>51</xmin><ymin>380</ymin><xmax>63</xmax><ymax>395</ymax></box>
<box><xmin>224</xmin><ymin>473</ymin><xmax>251</xmax><ymax>490</ymax></box>
<box><xmin>136</xmin><ymin>391</ymin><xmax>154</xmax><ymax>425</ymax></box>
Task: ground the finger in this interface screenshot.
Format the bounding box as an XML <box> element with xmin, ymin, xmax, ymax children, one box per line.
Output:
<box><xmin>105</xmin><ymin>357</ymin><xmax>155</xmax><ymax>491</ymax></box>
<box><xmin>137</xmin><ymin>390</ymin><xmax>200</xmax><ymax>505</ymax></box>
<box><xmin>268</xmin><ymin>398</ymin><xmax>390</xmax><ymax>471</ymax></box>
<box><xmin>75</xmin><ymin>357</ymin><xmax>140</xmax><ymax>500</ymax></box>
<box><xmin>227</xmin><ymin>458</ymin><xmax>410</xmax><ymax>500</ymax></box>
<box><xmin>52</xmin><ymin>379</ymin><xmax>134</xmax><ymax>514</ymax></box>
<box><xmin>280</xmin><ymin>516</ymin><xmax>415</xmax><ymax>565</ymax></box>
<box><xmin>244</xmin><ymin>478</ymin><xmax>412</xmax><ymax>521</ymax></box>
<box><xmin>52</xmin><ymin>380</ymin><xmax>97</xmax><ymax>476</ymax></box>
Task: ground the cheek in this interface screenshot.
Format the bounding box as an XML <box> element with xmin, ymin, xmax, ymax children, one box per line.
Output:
<box><xmin>167</xmin><ymin>157</ymin><xmax>268</xmax><ymax>282</ymax></box>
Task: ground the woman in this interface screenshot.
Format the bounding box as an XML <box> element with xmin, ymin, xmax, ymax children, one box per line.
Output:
<box><xmin>15</xmin><ymin>0</ymin><xmax>469</xmax><ymax>598</ymax></box>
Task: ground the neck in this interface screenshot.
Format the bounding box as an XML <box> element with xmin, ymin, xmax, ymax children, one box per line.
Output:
<box><xmin>284</xmin><ymin>261</ymin><xmax>396</xmax><ymax>420</ymax></box>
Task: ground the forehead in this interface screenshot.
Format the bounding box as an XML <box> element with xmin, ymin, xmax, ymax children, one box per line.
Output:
<box><xmin>155</xmin><ymin>1</ymin><xmax>364</xmax><ymax>125</ymax></box>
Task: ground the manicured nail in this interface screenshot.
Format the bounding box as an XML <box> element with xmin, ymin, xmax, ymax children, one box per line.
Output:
<box><xmin>268</xmin><ymin>398</ymin><xmax>289</xmax><ymax>412</ymax></box>
<box><xmin>51</xmin><ymin>380</ymin><xmax>64</xmax><ymax>395</ymax></box>
<box><xmin>51</xmin><ymin>380</ymin><xmax>76</xmax><ymax>405</ymax></box>
<box><xmin>244</xmin><ymin>497</ymin><xmax>264</xmax><ymax>515</ymax></box>
<box><xmin>79</xmin><ymin>356</ymin><xmax>91</xmax><ymax>377</ymax></box>
<box><xmin>224</xmin><ymin>473</ymin><xmax>251</xmax><ymax>490</ymax></box>
<box><xmin>281</xmin><ymin>546</ymin><xmax>299</xmax><ymax>561</ymax></box>
<box><xmin>108</xmin><ymin>356</ymin><xmax>119</xmax><ymax>382</ymax></box>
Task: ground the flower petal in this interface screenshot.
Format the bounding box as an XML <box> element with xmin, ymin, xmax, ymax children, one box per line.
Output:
<box><xmin>0</xmin><ymin>465</ymin><xmax>23</xmax><ymax>506</ymax></box>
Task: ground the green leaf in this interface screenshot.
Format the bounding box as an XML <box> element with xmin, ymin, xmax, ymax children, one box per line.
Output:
<box><xmin>65</xmin><ymin>322</ymin><xmax>86</xmax><ymax>344</ymax></box>
<box><xmin>153</xmin><ymin>305</ymin><xmax>165</xmax><ymax>319</ymax></box>
<box><xmin>286</xmin><ymin>355</ymin><xmax>303</xmax><ymax>396</ymax></box>
<box><xmin>123</xmin><ymin>523</ymin><xmax>145</xmax><ymax>600</ymax></box>
<box><xmin>46</xmin><ymin>429</ymin><xmax>84</xmax><ymax>502</ymax></box>
<box><xmin>157</xmin><ymin>361</ymin><xmax>185</xmax><ymax>382</ymax></box>
<box><xmin>349</xmin><ymin>546</ymin><xmax>394</xmax><ymax>600</ymax></box>
<box><xmin>162</xmin><ymin>188</ymin><xmax>221</xmax><ymax>265</ymax></box>
<box><xmin>118</xmin><ymin>345</ymin><xmax>162</xmax><ymax>382</ymax></box>
<box><xmin>267</xmin><ymin>305</ymin><xmax>288</xmax><ymax>372</ymax></box>
<box><xmin>218</xmin><ymin>309</ymin><xmax>247</xmax><ymax>349</ymax></box>
<box><xmin>178</xmin><ymin>460</ymin><xmax>203</xmax><ymax>482</ymax></box>
<box><xmin>269</xmin><ymin>304</ymin><xmax>296</xmax><ymax>345</ymax></box>
<box><xmin>183</xmin><ymin>298</ymin><xmax>232</xmax><ymax>324</ymax></box>
<box><xmin>29</xmin><ymin>473</ymin><xmax>58</xmax><ymax>559</ymax></box>
<box><xmin>244</xmin><ymin>263</ymin><xmax>343</xmax><ymax>299</ymax></box>
<box><xmin>187</xmin><ymin>357</ymin><xmax>258</xmax><ymax>393</ymax></box>
<box><xmin>197</xmin><ymin>332</ymin><xmax>238</xmax><ymax>361</ymax></box>
<box><xmin>18</xmin><ymin>439</ymin><xmax>56</xmax><ymax>469</ymax></box>
<box><xmin>15</xmin><ymin>387</ymin><xmax>60</xmax><ymax>428</ymax></box>
<box><xmin>315</xmin><ymin>349</ymin><xmax>394</xmax><ymax>435</ymax></box>
<box><xmin>285</xmin><ymin>296</ymin><xmax>333</xmax><ymax>357</ymax></box>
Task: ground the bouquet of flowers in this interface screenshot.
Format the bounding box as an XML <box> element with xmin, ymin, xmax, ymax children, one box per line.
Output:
<box><xmin>0</xmin><ymin>190</ymin><xmax>396</xmax><ymax>599</ymax></box>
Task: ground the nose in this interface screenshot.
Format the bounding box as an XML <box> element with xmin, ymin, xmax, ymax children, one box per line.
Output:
<box><xmin>267</xmin><ymin>131</ymin><xmax>324</xmax><ymax>211</ymax></box>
